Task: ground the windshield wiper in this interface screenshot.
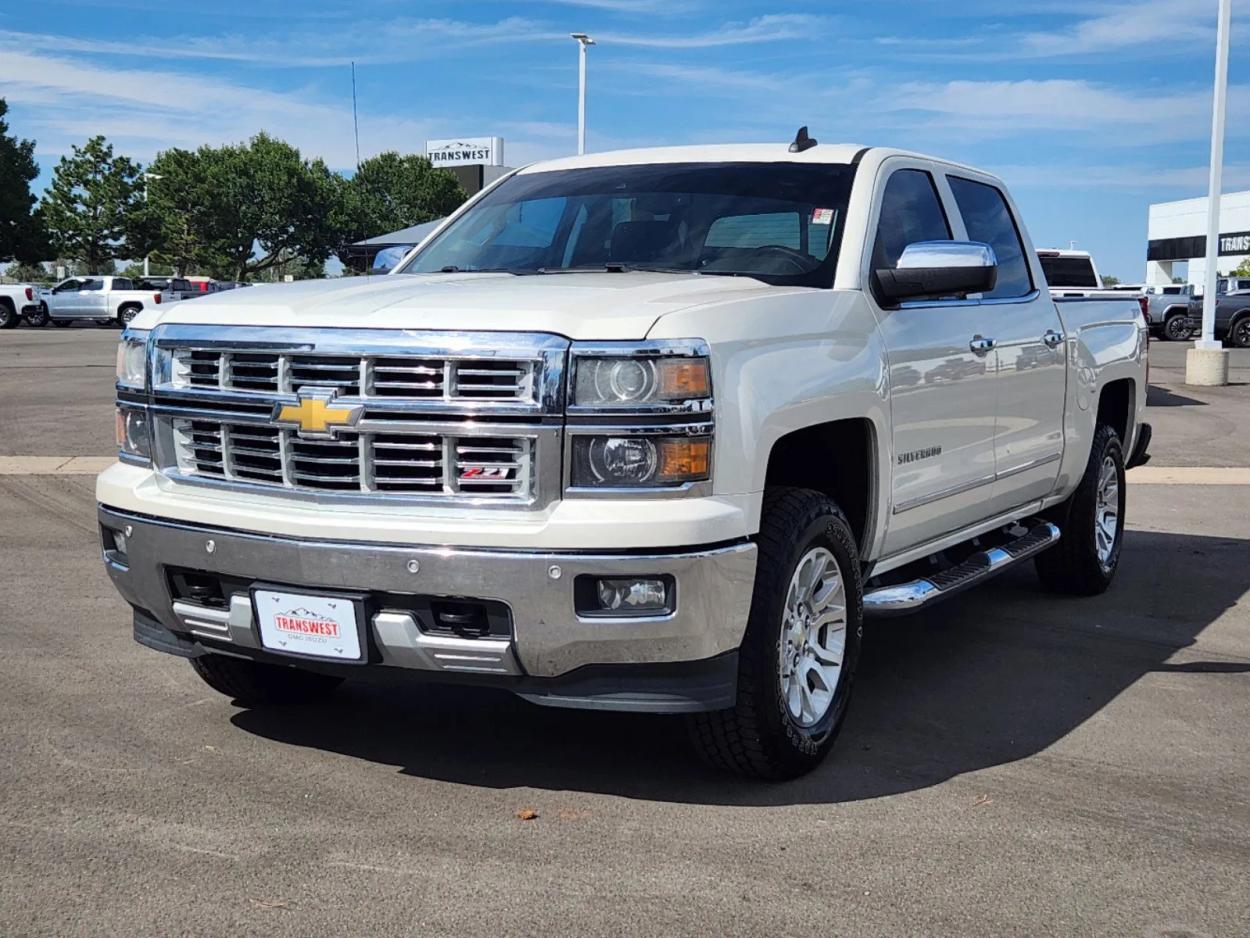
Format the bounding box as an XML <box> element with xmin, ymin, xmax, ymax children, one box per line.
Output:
<box><xmin>436</xmin><ymin>265</ymin><xmax>525</xmax><ymax>275</ymax></box>
<box><xmin>535</xmin><ymin>263</ymin><xmax>694</xmax><ymax>275</ymax></box>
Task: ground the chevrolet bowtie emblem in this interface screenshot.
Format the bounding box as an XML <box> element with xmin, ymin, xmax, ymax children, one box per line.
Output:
<box><xmin>273</xmin><ymin>388</ymin><xmax>364</xmax><ymax>439</ymax></box>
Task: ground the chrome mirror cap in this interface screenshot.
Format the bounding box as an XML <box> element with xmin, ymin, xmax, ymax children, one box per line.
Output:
<box><xmin>897</xmin><ymin>240</ymin><xmax>997</xmax><ymax>270</ymax></box>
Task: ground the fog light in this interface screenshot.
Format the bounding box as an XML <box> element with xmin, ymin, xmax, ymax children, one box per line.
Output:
<box><xmin>112</xmin><ymin>529</ymin><xmax>128</xmax><ymax>557</ymax></box>
<box><xmin>596</xmin><ymin>577</ymin><xmax>668</xmax><ymax>612</ymax></box>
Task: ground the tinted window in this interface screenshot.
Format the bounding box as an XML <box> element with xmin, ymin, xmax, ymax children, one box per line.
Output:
<box><xmin>403</xmin><ymin>163</ymin><xmax>856</xmax><ymax>288</ymax></box>
<box><xmin>1038</xmin><ymin>255</ymin><xmax>1099</xmax><ymax>289</ymax></box>
<box><xmin>948</xmin><ymin>177</ymin><xmax>1032</xmax><ymax>298</ymax></box>
<box><xmin>871</xmin><ymin>170</ymin><xmax>951</xmax><ymax>274</ymax></box>
<box><xmin>113</xmin><ymin>278</ymin><xmax>133</xmax><ymax>291</ymax></box>
<box><xmin>80</xmin><ymin>279</ymin><xmax>104</xmax><ymax>292</ymax></box>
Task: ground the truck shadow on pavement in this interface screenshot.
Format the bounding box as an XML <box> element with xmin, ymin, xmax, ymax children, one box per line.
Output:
<box><xmin>232</xmin><ymin>528</ymin><xmax>1249</xmax><ymax>806</ymax></box>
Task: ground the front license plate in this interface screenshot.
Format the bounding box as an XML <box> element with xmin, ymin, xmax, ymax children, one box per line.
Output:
<box><xmin>254</xmin><ymin>589</ymin><xmax>362</xmax><ymax>661</ymax></box>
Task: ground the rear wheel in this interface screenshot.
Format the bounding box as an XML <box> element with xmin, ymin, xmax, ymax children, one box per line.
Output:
<box><xmin>0</xmin><ymin>300</ymin><xmax>18</xmax><ymax>329</ymax></box>
<box><xmin>1230</xmin><ymin>314</ymin><xmax>1250</xmax><ymax>349</ymax></box>
<box><xmin>688</xmin><ymin>487</ymin><xmax>863</xmax><ymax>780</ymax></box>
<box><xmin>24</xmin><ymin>303</ymin><xmax>49</xmax><ymax>327</ymax></box>
<box><xmin>1163</xmin><ymin>312</ymin><xmax>1191</xmax><ymax>341</ymax></box>
<box><xmin>189</xmin><ymin>654</ymin><xmax>343</xmax><ymax>706</ymax></box>
<box><xmin>119</xmin><ymin>305</ymin><xmax>141</xmax><ymax>326</ymax></box>
<box><xmin>1035</xmin><ymin>423</ymin><xmax>1125</xmax><ymax>596</ymax></box>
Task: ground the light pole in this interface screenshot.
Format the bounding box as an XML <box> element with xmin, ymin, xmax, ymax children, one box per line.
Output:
<box><xmin>571</xmin><ymin>33</ymin><xmax>595</xmax><ymax>155</ymax></box>
<box><xmin>1186</xmin><ymin>0</ymin><xmax>1232</xmax><ymax>387</ymax></box>
<box><xmin>142</xmin><ymin>172</ymin><xmax>163</xmax><ymax>278</ymax></box>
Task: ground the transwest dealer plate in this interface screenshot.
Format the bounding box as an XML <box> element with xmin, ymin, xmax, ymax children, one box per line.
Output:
<box><xmin>254</xmin><ymin>589</ymin><xmax>362</xmax><ymax>661</ymax></box>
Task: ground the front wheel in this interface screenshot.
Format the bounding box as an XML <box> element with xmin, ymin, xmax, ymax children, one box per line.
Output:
<box><xmin>1035</xmin><ymin>423</ymin><xmax>1125</xmax><ymax>595</ymax></box>
<box><xmin>189</xmin><ymin>654</ymin><xmax>343</xmax><ymax>706</ymax></box>
<box><xmin>688</xmin><ymin>487</ymin><xmax>864</xmax><ymax>780</ymax></box>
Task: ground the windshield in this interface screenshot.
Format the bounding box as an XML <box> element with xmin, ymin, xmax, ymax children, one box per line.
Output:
<box><xmin>399</xmin><ymin>162</ymin><xmax>856</xmax><ymax>288</ymax></box>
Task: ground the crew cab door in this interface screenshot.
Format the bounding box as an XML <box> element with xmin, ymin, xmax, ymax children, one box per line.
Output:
<box><xmin>76</xmin><ymin>278</ymin><xmax>109</xmax><ymax>319</ymax></box>
<box><xmin>944</xmin><ymin>174</ymin><xmax>1066</xmax><ymax>513</ymax></box>
<box><xmin>48</xmin><ymin>279</ymin><xmax>83</xmax><ymax>316</ymax></box>
<box><xmin>867</xmin><ymin>164</ymin><xmax>1001</xmax><ymax>555</ymax></box>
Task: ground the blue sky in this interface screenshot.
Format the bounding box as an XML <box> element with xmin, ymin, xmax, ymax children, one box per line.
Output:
<box><xmin>1</xmin><ymin>0</ymin><xmax>1247</xmax><ymax>280</ymax></box>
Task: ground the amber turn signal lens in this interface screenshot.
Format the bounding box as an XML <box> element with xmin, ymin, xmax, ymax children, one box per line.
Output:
<box><xmin>656</xmin><ymin>439</ymin><xmax>711</xmax><ymax>484</ymax></box>
<box><xmin>657</xmin><ymin>359</ymin><xmax>711</xmax><ymax>400</ymax></box>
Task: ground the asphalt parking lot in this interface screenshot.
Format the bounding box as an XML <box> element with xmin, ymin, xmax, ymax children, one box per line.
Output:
<box><xmin>2</xmin><ymin>326</ymin><xmax>1249</xmax><ymax>936</ymax></box>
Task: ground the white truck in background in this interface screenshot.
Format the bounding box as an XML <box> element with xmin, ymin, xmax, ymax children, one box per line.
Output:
<box><xmin>0</xmin><ymin>282</ymin><xmax>40</xmax><ymax>328</ymax></box>
<box><xmin>98</xmin><ymin>138</ymin><xmax>1151</xmax><ymax>780</ymax></box>
<box><xmin>43</xmin><ymin>275</ymin><xmax>177</xmax><ymax>328</ymax></box>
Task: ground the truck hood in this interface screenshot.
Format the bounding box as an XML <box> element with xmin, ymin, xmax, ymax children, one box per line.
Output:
<box><xmin>149</xmin><ymin>272</ymin><xmax>774</xmax><ymax>340</ymax></box>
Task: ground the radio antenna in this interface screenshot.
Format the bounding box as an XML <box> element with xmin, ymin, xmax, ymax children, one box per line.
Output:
<box><xmin>351</xmin><ymin>61</ymin><xmax>361</xmax><ymax>170</ymax></box>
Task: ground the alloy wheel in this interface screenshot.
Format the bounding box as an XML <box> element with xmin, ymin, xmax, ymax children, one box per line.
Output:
<box><xmin>778</xmin><ymin>547</ymin><xmax>848</xmax><ymax>727</ymax></box>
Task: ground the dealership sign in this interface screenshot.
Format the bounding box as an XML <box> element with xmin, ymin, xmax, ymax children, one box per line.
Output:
<box><xmin>1148</xmin><ymin>229</ymin><xmax>1250</xmax><ymax>261</ymax></box>
<box><xmin>426</xmin><ymin>137</ymin><xmax>504</xmax><ymax>167</ymax></box>
<box><xmin>1220</xmin><ymin>232</ymin><xmax>1250</xmax><ymax>254</ymax></box>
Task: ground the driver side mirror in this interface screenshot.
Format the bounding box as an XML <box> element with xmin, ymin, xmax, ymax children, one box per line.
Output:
<box><xmin>876</xmin><ymin>241</ymin><xmax>998</xmax><ymax>304</ymax></box>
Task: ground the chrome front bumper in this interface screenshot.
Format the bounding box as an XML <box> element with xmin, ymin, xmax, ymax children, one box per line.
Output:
<box><xmin>99</xmin><ymin>506</ymin><xmax>756</xmax><ymax>706</ymax></box>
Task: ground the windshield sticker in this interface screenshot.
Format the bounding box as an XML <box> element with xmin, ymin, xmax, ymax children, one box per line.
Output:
<box><xmin>812</xmin><ymin>208</ymin><xmax>835</xmax><ymax>225</ymax></box>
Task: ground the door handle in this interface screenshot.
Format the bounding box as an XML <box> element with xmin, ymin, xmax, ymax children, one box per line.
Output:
<box><xmin>1042</xmin><ymin>329</ymin><xmax>1065</xmax><ymax>349</ymax></box>
<box><xmin>969</xmin><ymin>335</ymin><xmax>996</xmax><ymax>356</ymax></box>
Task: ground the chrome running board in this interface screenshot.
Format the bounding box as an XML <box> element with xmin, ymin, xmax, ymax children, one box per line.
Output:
<box><xmin>863</xmin><ymin>521</ymin><xmax>1061</xmax><ymax>617</ymax></box>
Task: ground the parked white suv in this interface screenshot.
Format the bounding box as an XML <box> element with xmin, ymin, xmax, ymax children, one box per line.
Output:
<box><xmin>98</xmin><ymin>137</ymin><xmax>1150</xmax><ymax>779</ymax></box>
<box><xmin>45</xmin><ymin>275</ymin><xmax>176</xmax><ymax>327</ymax></box>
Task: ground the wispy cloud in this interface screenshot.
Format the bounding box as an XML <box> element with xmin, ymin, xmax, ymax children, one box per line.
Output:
<box><xmin>600</xmin><ymin>14</ymin><xmax>831</xmax><ymax>48</ymax></box>
<box><xmin>1017</xmin><ymin>0</ymin><xmax>1214</xmax><ymax>56</ymax></box>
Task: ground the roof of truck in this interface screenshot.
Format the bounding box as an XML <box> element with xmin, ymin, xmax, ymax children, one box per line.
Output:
<box><xmin>519</xmin><ymin>143</ymin><xmax>992</xmax><ymax>178</ymax></box>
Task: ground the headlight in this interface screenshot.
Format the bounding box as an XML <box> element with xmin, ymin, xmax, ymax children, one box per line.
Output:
<box><xmin>116</xmin><ymin>330</ymin><xmax>150</xmax><ymax>389</ymax></box>
<box><xmin>115</xmin><ymin>405</ymin><xmax>152</xmax><ymax>463</ymax></box>
<box><xmin>570</xmin><ymin>434</ymin><xmax>711</xmax><ymax>488</ymax></box>
<box><xmin>573</xmin><ymin>356</ymin><xmax>710</xmax><ymax>408</ymax></box>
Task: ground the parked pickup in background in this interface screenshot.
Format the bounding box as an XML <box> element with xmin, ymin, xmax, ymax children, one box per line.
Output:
<box><xmin>98</xmin><ymin>136</ymin><xmax>1151</xmax><ymax>779</ymax></box>
<box><xmin>1190</xmin><ymin>288</ymin><xmax>1250</xmax><ymax>348</ymax></box>
<box><xmin>0</xmin><ymin>282</ymin><xmax>40</xmax><ymax>328</ymax></box>
<box><xmin>1037</xmin><ymin>247</ymin><xmax>1150</xmax><ymax>323</ymax></box>
<box><xmin>44</xmin><ymin>275</ymin><xmax>177</xmax><ymax>327</ymax></box>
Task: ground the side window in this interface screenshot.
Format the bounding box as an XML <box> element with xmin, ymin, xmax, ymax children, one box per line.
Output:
<box><xmin>948</xmin><ymin>177</ymin><xmax>1033</xmax><ymax>299</ymax></box>
<box><xmin>113</xmin><ymin>278</ymin><xmax>133</xmax><ymax>291</ymax></box>
<box><xmin>80</xmin><ymin>279</ymin><xmax>104</xmax><ymax>292</ymax></box>
<box><xmin>870</xmin><ymin>169</ymin><xmax>952</xmax><ymax>274</ymax></box>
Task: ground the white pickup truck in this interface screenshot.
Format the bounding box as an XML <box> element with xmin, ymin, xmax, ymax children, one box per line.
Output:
<box><xmin>44</xmin><ymin>275</ymin><xmax>175</xmax><ymax>327</ymax></box>
<box><xmin>0</xmin><ymin>282</ymin><xmax>40</xmax><ymax>328</ymax></box>
<box><xmin>98</xmin><ymin>138</ymin><xmax>1150</xmax><ymax>779</ymax></box>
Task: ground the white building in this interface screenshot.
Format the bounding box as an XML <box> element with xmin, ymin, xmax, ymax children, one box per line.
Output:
<box><xmin>1147</xmin><ymin>190</ymin><xmax>1250</xmax><ymax>287</ymax></box>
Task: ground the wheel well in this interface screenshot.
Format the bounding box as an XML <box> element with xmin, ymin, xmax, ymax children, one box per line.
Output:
<box><xmin>1163</xmin><ymin>306</ymin><xmax>1188</xmax><ymax>318</ymax></box>
<box><xmin>1097</xmin><ymin>379</ymin><xmax>1133</xmax><ymax>445</ymax></box>
<box><xmin>119</xmin><ymin>302</ymin><xmax>142</xmax><ymax>311</ymax></box>
<box><xmin>764</xmin><ymin>418</ymin><xmax>874</xmax><ymax>550</ymax></box>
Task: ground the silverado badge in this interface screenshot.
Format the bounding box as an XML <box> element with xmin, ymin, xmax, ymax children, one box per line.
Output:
<box><xmin>273</xmin><ymin>387</ymin><xmax>364</xmax><ymax>439</ymax></box>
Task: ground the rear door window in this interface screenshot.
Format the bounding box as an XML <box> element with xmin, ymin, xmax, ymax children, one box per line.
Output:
<box><xmin>870</xmin><ymin>169</ymin><xmax>952</xmax><ymax>274</ymax></box>
<box><xmin>948</xmin><ymin>177</ymin><xmax>1033</xmax><ymax>299</ymax></box>
<box><xmin>1038</xmin><ymin>255</ymin><xmax>1098</xmax><ymax>289</ymax></box>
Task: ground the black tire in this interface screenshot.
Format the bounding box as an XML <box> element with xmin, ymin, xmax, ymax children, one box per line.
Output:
<box><xmin>1163</xmin><ymin>313</ymin><xmax>1191</xmax><ymax>342</ymax></box>
<box><xmin>1229</xmin><ymin>313</ymin><xmax>1250</xmax><ymax>349</ymax></box>
<box><xmin>1035</xmin><ymin>423</ymin><xmax>1125</xmax><ymax>596</ymax></box>
<box><xmin>189</xmin><ymin>653</ymin><xmax>343</xmax><ymax>706</ymax></box>
<box><xmin>119</xmin><ymin>305</ymin><xmax>141</xmax><ymax>326</ymax></box>
<box><xmin>0</xmin><ymin>300</ymin><xmax>18</xmax><ymax>329</ymax></box>
<box><xmin>23</xmin><ymin>304</ymin><xmax>49</xmax><ymax>327</ymax></box>
<box><xmin>688</xmin><ymin>487</ymin><xmax>864</xmax><ymax>780</ymax></box>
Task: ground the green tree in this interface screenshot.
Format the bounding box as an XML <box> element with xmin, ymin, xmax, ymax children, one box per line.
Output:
<box><xmin>40</xmin><ymin>136</ymin><xmax>144</xmax><ymax>271</ymax></box>
<box><xmin>0</xmin><ymin>99</ymin><xmax>47</xmax><ymax>263</ymax></box>
<box><xmin>335</xmin><ymin>152</ymin><xmax>464</xmax><ymax>270</ymax></box>
<box><xmin>3</xmin><ymin>261</ymin><xmax>49</xmax><ymax>284</ymax></box>
<box><xmin>1102</xmin><ymin>275</ymin><xmax>1122</xmax><ymax>287</ymax></box>
<box><xmin>1232</xmin><ymin>257</ymin><xmax>1250</xmax><ymax>278</ymax></box>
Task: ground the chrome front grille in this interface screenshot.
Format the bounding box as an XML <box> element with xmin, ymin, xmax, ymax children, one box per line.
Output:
<box><xmin>175</xmin><ymin>348</ymin><xmax>534</xmax><ymax>402</ymax></box>
<box><xmin>149</xmin><ymin>326</ymin><xmax>567</xmax><ymax>508</ymax></box>
<box><xmin>173</xmin><ymin>419</ymin><xmax>532</xmax><ymax>496</ymax></box>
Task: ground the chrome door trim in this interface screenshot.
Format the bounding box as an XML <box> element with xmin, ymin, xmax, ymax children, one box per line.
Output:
<box><xmin>995</xmin><ymin>451</ymin><xmax>1062</xmax><ymax>482</ymax></box>
<box><xmin>893</xmin><ymin>472</ymin><xmax>995</xmax><ymax>514</ymax></box>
